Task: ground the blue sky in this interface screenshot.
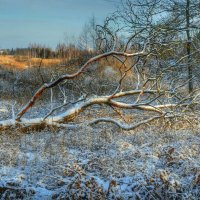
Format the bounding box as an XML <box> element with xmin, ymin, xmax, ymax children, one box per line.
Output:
<box><xmin>0</xmin><ymin>0</ymin><xmax>117</xmax><ymax>49</ymax></box>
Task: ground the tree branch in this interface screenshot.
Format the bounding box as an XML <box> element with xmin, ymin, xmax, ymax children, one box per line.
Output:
<box><xmin>89</xmin><ymin>115</ymin><xmax>164</xmax><ymax>130</ymax></box>
<box><xmin>16</xmin><ymin>50</ymin><xmax>147</xmax><ymax>121</ymax></box>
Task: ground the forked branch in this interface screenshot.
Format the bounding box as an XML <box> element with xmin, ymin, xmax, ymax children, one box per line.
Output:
<box><xmin>16</xmin><ymin>50</ymin><xmax>147</xmax><ymax>121</ymax></box>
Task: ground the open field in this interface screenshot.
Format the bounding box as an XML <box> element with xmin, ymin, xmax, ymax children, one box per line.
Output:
<box><xmin>0</xmin><ymin>55</ymin><xmax>62</xmax><ymax>70</ymax></box>
<box><xmin>0</xmin><ymin>54</ymin><xmax>200</xmax><ymax>199</ymax></box>
<box><xmin>0</xmin><ymin>87</ymin><xmax>200</xmax><ymax>200</ymax></box>
<box><xmin>0</xmin><ymin>120</ymin><xmax>200</xmax><ymax>199</ymax></box>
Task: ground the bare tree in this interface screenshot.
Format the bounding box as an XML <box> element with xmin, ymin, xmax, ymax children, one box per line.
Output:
<box><xmin>157</xmin><ymin>0</ymin><xmax>200</xmax><ymax>94</ymax></box>
<box><xmin>0</xmin><ymin>1</ymin><xmax>199</xmax><ymax>130</ymax></box>
<box><xmin>0</xmin><ymin>36</ymin><xmax>198</xmax><ymax>130</ymax></box>
<box><xmin>107</xmin><ymin>0</ymin><xmax>200</xmax><ymax>95</ymax></box>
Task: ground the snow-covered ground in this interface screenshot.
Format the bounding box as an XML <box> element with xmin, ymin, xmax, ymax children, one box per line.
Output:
<box><xmin>0</xmin><ymin>122</ymin><xmax>200</xmax><ymax>199</ymax></box>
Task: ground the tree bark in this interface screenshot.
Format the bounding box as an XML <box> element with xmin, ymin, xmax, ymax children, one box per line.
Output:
<box><xmin>186</xmin><ymin>0</ymin><xmax>193</xmax><ymax>94</ymax></box>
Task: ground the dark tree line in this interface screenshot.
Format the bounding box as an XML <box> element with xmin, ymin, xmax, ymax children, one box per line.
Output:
<box><xmin>2</xmin><ymin>43</ymin><xmax>93</xmax><ymax>60</ymax></box>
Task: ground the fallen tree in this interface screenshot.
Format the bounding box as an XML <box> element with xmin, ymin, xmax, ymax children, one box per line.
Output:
<box><xmin>0</xmin><ymin>90</ymin><xmax>190</xmax><ymax>129</ymax></box>
<box><xmin>0</xmin><ymin>40</ymin><xmax>199</xmax><ymax>131</ymax></box>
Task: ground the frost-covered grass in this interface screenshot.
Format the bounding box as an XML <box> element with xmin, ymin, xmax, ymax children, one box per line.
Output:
<box><xmin>0</xmin><ymin>122</ymin><xmax>200</xmax><ymax>199</ymax></box>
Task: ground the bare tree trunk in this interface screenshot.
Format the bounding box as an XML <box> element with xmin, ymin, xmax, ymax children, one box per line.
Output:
<box><xmin>186</xmin><ymin>0</ymin><xmax>193</xmax><ymax>94</ymax></box>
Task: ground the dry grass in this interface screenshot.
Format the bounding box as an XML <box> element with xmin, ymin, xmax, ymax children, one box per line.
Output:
<box><xmin>0</xmin><ymin>55</ymin><xmax>62</xmax><ymax>70</ymax></box>
<box><xmin>0</xmin><ymin>118</ymin><xmax>199</xmax><ymax>199</ymax></box>
<box><xmin>0</xmin><ymin>55</ymin><xmax>25</xmax><ymax>69</ymax></box>
<box><xmin>0</xmin><ymin>54</ymin><xmax>200</xmax><ymax>199</ymax></box>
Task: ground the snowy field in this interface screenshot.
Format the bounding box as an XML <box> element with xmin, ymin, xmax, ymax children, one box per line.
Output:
<box><xmin>0</xmin><ymin>119</ymin><xmax>200</xmax><ymax>199</ymax></box>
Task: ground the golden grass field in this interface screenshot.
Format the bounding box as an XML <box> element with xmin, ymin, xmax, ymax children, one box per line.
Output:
<box><xmin>0</xmin><ymin>55</ymin><xmax>62</xmax><ymax>69</ymax></box>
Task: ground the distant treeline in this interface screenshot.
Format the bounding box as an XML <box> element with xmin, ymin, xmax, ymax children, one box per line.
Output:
<box><xmin>0</xmin><ymin>43</ymin><xmax>94</xmax><ymax>60</ymax></box>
